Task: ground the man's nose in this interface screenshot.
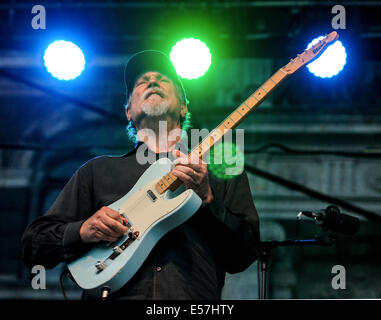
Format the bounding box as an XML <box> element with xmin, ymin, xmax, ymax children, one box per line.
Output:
<box><xmin>147</xmin><ymin>77</ymin><xmax>160</xmax><ymax>88</ymax></box>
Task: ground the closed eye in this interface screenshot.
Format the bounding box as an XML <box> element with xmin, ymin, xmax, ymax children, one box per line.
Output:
<box><xmin>135</xmin><ymin>81</ymin><xmax>146</xmax><ymax>87</ymax></box>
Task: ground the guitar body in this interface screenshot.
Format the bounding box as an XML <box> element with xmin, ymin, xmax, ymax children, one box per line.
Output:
<box><xmin>67</xmin><ymin>157</ymin><xmax>202</xmax><ymax>297</ymax></box>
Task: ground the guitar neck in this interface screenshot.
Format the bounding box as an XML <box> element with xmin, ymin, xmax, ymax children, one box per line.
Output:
<box><xmin>189</xmin><ymin>67</ymin><xmax>289</xmax><ymax>158</ymax></box>
<box><xmin>155</xmin><ymin>66</ymin><xmax>289</xmax><ymax>194</ymax></box>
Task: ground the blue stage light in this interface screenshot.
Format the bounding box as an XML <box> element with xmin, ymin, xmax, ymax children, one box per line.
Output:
<box><xmin>306</xmin><ymin>36</ymin><xmax>347</xmax><ymax>78</ymax></box>
<box><xmin>43</xmin><ymin>40</ymin><xmax>85</xmax><ymax>80</ymax></box>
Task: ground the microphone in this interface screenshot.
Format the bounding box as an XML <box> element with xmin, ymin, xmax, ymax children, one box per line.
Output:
<box><xmin>299</xmin><ymin>205</ymin><xmax>360</xmax><ymax>235</ymax></box>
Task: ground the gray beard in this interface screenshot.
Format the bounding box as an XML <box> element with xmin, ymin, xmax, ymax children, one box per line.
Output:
<box><xmin>141</xmin><ymin>95</ymin><xmax>169</xmax><ymax>117</ymax></box>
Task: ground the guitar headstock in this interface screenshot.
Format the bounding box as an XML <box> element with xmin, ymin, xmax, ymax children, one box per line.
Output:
<box><xmin>283</xmin><ymin>31</ymin><xmax>339</xmax><ymax>74</ymax></box>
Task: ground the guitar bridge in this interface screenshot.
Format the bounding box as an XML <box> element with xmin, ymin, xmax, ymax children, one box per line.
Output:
<box><xmin>95</xmin><ymin>232</ymin><xmax>138</xmax><ymax>274</ymax></box>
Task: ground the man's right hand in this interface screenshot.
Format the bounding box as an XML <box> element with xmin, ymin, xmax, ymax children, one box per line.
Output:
<box><xmin>79</xmin><ymin>206</ymin><xmax>129</xmax><ymax>243</ymax></box>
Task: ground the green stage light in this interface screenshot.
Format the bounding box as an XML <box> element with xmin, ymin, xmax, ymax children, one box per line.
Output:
<box><xmin>208</xmin><ymin>142</ymin><xmax>245</xmax><ymax>180</ymax></box>
<box><xmin>170</xmin><ymin>38</ymin><xmax>211</xmax><ymax>79</ymax></box>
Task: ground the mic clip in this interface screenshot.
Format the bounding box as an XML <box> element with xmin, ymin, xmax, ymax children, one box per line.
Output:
<box><xmin>298</xmin><ymin>210</ymin><xmax>323</xmax><ymax>222</ymax></box>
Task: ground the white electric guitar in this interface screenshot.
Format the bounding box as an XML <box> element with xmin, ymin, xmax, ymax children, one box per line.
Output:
<box><xmin>67</xmin><ymin>31</ymin><xmax>339</xmax><ymax>297</ymax></box>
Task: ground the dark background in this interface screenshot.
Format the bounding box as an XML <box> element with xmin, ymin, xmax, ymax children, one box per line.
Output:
<box><xmin>0</xmin><ymin>0</ymin><xmax>380</xmax><ymax>299</ymax></box>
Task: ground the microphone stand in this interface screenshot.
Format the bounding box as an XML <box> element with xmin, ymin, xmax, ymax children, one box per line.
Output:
<box><xmin>258</xmin><ymin>234</ymin><xmax>337</xmax><ymax>299</ymax></box>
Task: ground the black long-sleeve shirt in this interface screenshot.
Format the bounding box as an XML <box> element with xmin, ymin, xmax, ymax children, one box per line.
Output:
<box><xmin>21</xmin><ymin>143</ymin><xmax>260</xmax><ymax>300</ymax></box>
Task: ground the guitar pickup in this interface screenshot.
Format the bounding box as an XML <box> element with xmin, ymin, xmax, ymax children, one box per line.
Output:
<box><xmin>96</xmin><ymin>234</ymin><xmax>138</xmax><ymax>273</ymax></box>
<box><xmin>147</xmin><ymin>189</ymin><xmax>157</xmax><ymax>202</ymax></box>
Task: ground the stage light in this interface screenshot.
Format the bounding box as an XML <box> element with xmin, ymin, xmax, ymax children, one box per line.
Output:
<box><xmin>170</xmin><ymin>38</ymin><xmax>211</xmax><ymax>79</ymax></box>
<box><xmin>306</xmin><ymin>36</ymin><xmax>347</xmax><ymax>78</ymax></box>
<box><xmin>43</xmin><ymin>40</ymin><xmax>85</xmax><ymax>80</ymax></box>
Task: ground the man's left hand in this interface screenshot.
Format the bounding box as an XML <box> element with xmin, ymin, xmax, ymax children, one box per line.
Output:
<box><xmin>171</xmin><ymin>149</ymin><xmax>213</xmax><ymax>205</ymax></box>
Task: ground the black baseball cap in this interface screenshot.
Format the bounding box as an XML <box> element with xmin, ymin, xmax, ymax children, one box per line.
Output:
<box><xmin>124</xmin><ymin>50</ymin><xmax>187</xmax><ymax>107</ymax></box>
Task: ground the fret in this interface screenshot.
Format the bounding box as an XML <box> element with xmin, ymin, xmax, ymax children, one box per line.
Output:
<box><xmin>236</xmin><ymin>108</ymin><xmax>244</xmax><ymax>117</ymax></box>
<box><xmin>188</xmin><ymin>144</ymin><xmax>202</xmax><ymax>160</ymax></box>
<box><xmin>254</xmin><ymin>87</ymin><xmax>266</xmax><ymax>100</ymax></box>
<box><xmin>190</xmin><ymin>143</ymin><xmax>208</xmax><ymax>159</ymax></box>
<box><xmin>158</xmin><ymin>180</ymin><xmax>166</xmax><ymax>189</ymax></box>
<box><xmin>197</xmin><ymin>144</ymin><xmax>204</xmax><ymax>158</ymax></box>
<box><xmin>164</xmin><ymin>174</ymin><xmax>173</xmax><ymax>183</ymax></box>
<box><xmin>238</xmin><ymin>102</ymin><xmax>251</xmax><ymax>115</ymax></box>
<box><xmin>202</xmin><ymin>140</ymin><xmax>211</xmax><ymax>156</ymax></box>
<box><xmin>208</xmin><ymin>135</ymin><xmax>215</xmax><ymax>148</ymax></box>
<box><xmin>269</xmin><ymin>77</ymin><xmax>277</xmax><ymax>85</ymax></box>
<box><xmin>211</xmin><ymin>128</ymin><xmax>223</xmax><ymax>139</ymax></box>
<box><xmin>202</xmin><ymin>139</ymin><xmax>210</xmax><ymax>149</ymax></box>
<box><xmin>216</xmin><ymin>124</ymin><xmax>228</xmax><ymax>136</ymax></box>
<box><xmin>227</xmin><ymin>115</ymin><xmax>236</xmax><ymax>124</ymax></box>
<box><xmin>262</xmin><ymin>79</ymin><xmax>275</xmax><ymax>93</ymax></box>
<box><xmin>160</xmin><ymin>177</ymin><xmax>170</xmax><ymax>188</ymax></box>
<box><xmin>229</xmin><ymin>111</ymin><xmax>241</xmax><ymax>124</ymax></box>
<box><xmin>168</xmin><ymin>172</ymin><xmax>177</xmax><ymax>181</ymax></box>
<box><xmin>271</xmin><ymin>69</ymin><xmax>287</xmax><ymax>84</ymax></box>
<box><xmin>209</xmin><ymin>130</ymin><xmax>219</xmax><ymax>149</ymax></box>
<box><xmin>209</xmin><ymin>129</ymin><xmax>223</xmax><ymax>146</ymax></box>
<box><xmin>245</xmin><ymin>94</ymin><xmax>259</xmax><ymax>108</ymax></box>
<box><xmin>155</xmin><ymin>180</ymin><xmax>165</xmax><ymax>193</ymax></box>
<box><xmin>223</xmin><ymin>117</ymin><xmax>235</xmax><ymax>130</ymax></box>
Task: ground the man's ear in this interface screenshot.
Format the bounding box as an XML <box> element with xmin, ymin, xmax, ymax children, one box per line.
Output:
<box><xmin>126</xmin><ymin>105</ymin><xmax>131</xmax><ymax>121</ymax></box>
<box><xmin>180</xmin><ymin>104</ymin><xmax>187</xmax><ymax>118</ymax></box>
